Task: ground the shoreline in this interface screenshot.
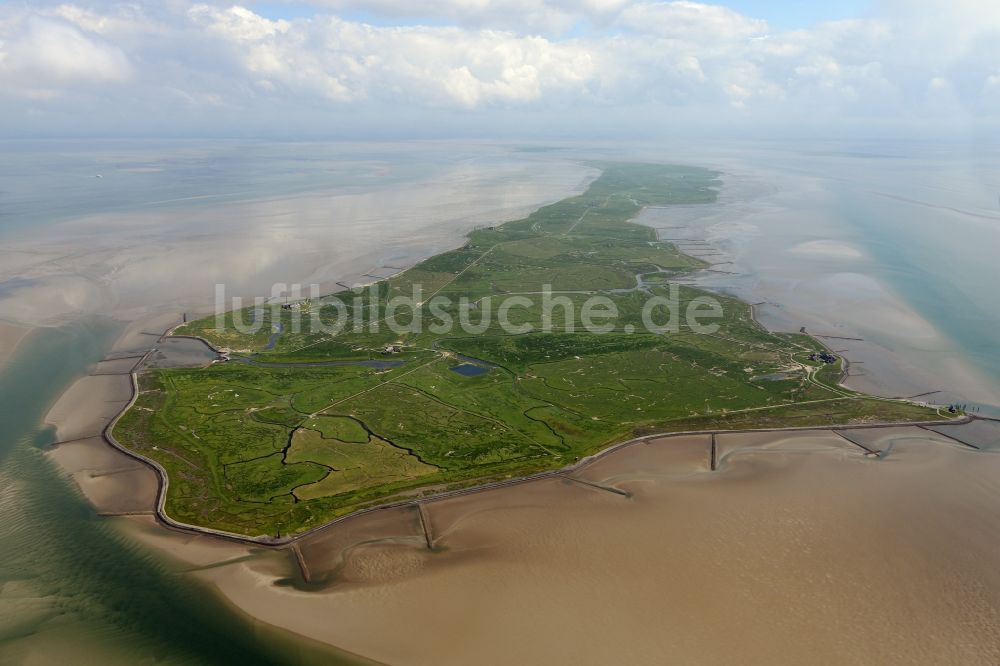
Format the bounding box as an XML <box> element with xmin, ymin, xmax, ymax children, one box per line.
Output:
<box><xmin>102</xmin><ymin>317</ymin><xmax>979</xmax><ymax>547</ymax></box>
<box><xmin>18</xmin><ymin>149</ymin><xmax>1000</xmax><ymax>665</ymax></box>
<box><xmin>32</xmin><ymin>156</ymin><xmax>600</xmax><ymax>557</ymax></box>
<box><xmin>192</xmin><ymin>419</ymin><xmax>1000</xmax><ymax>665</ymax></box>
<box><xmin>640</xmin><ymin>167</ymin><xmax>1000</xmax><ymax>413</ymax></box>
<box><xmin>96</xmin><ymin>165</ymin><xmax>970</xmax><ymax>545</ymax></box>
<box><xmin>39</xmin><ymin>335</ymin><xmax>1000</xmax><ymax>665</ymax></box>
<box><xmin>29</xmin><ymin>158</ymin><xmax>999</xmax><ymax>664</ymax></box>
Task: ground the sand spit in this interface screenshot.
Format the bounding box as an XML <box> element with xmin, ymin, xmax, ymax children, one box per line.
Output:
<box><xmin>170</xmin><ymin>420</ymin><xmax>1000</xmax><ymax>666</ymax></box>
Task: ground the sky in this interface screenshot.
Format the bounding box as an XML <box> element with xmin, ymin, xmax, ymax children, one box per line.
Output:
<box><xmin>0</xmin><ymin>0</ymin><xmax>998</xmax><ymax>139</ymax></box>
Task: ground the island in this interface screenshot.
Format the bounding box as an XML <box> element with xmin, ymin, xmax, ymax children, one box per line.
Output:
<box><xmin>112</xmin><ymin>163</ymin><xmax>948</xmax><ymax>538</ymax></box>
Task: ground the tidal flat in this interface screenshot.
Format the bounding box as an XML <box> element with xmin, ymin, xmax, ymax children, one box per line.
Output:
<box><xmin>628</xmin><ymin>140</ymin><xmax>1000</xmax><ymax>414</ymax></box>
<box><xmin>113</xmin><ymin>162</ymin><xmax>946</xmax><ymax>538</ymax></box>
<box><xmin>178</xmin><ymin>420</ymin><xmax>1000</xmax><ymax>666</ymax></box>
<box><xmin>5</xmin><ymin>140</ymin><xmax>1000</xmax><ymax>665</ymax></box>
<box><xmin>0</xmin><ymin>142</ymin><xmax>596</xmax><ymax>664</ymax></box>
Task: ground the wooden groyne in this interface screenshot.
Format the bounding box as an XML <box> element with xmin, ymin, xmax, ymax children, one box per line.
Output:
<box><xmin>87</xmin><ymin>467</ymin><xmax>145</xmax><ymax>478</ymax></box>
<box><xmin>96</xmin><ymin>510</ymin><xmax>154</xmax><ymax>517</ymax></box>
<box><xmin>101</xmin><ymin>353</ymin><xmax>147</xmax><ymax>362</ymax></box>
<box><xmin>710</xmin><ymin>434</ymin><xmax>718</xmax><ymax>471</ymax></box>
<box><xmin>832</xmin><ymin>430</ymin><xmax>881</xmax><ymax>456</ymax></box>
<box><xmin>49</xmin><ymin>435</ymin><xmax>103</xmax><ymax>448</ymax></box>
<box><xmin>290</xmin><ymin>543</ymin><xmax>312</xmax><ymax>583</ymax></box>
<box><xmin>558</xmin><ymin>474</ymin><xmax>630</xmax><ymax>498</ymax></box>
<box><xmin>417</xmin><ymin>503</ymin><xmax>434</xmax><ymax>549</ymax></box>
<box><xmin>904</xmin><ymin>390</ymin><xmax>940</xmax><ymax>400</ymax></box>
<box><xmin>918</xmin><ymin>425</ymin><xmax>980</xmax><ymax>450</ymax></box>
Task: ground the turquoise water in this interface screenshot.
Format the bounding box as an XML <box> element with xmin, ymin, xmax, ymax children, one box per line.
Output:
<box><xmin>0</xmin><ymin>140</ymin><xmax>592</xmax><ymax>663</ymax></box>
<box><xmin>2</xmin><ymin>139</ymin><xmax>997</xmax><ymax>661</ymax></box>
<box><xmin>660</xmin><ymin>140</ymin><xmax>1000</xmax><ymax>415</ymax></box>
<box><xmin>799</xmin><ymin>146</ymin><xmax>1000</xmax><ymax>414</ymax></box>
<box><xmin>0</xmin><ymin>320</ymin><xmax>350</xmax><ymax>664</ymax></box>
<box><xmin>833</xmin><ymin>182</ymin><xmax>1000</xmax><ymax>414</ymax></box>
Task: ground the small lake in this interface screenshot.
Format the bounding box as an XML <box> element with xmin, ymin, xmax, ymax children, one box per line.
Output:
<box><xmin>450</xmin><ymin>363</ymin><xmax>490</xmax><ymax>377</ymax></box>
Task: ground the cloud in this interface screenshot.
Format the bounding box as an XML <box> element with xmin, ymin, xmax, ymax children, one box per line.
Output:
<box><xmin>617</xmin><ymin>1</ymin><xmax>767</xmax><ymax>41</ymax></box>
<box><xmin>0</xmin><ymin>14</ymin><xmax>132</xmax><ymax>96</ymax></box>
<box><xmin>0</xmin><ymin>0</ymin><xmax>998</xmax><ymax>136</ymax></box>
<box><xmin>186</xmin><ymin>5</ymin><xmax>594</xmax><ymax>106</ymax></box>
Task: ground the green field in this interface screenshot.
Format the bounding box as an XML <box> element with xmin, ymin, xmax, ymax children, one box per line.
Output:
<box><xmin>114</xmin><ymin>163</ymin><xmax>948</xmax><ymax>537</ymax></box>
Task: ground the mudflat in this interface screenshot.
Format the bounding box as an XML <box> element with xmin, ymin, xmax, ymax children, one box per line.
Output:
<box><xmin>44</xmin><ymin>374</ymin><xmax>133</xmax><ymax>443</ymax></box>
<box><xmin>46</xmin><ymin>437</ymin><xmax>158</xmax><ymax>515</ymax></box>
<box><xmin>190</xmin><ymin>420</ymin><xmax>1000</xmax><ymax>666</ymax></box>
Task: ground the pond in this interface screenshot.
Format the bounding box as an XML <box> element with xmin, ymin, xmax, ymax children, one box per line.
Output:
<box><xmin>450</xmin><ymin>363</ymin><xmax>490</xmax><ymax>377</ymax></box>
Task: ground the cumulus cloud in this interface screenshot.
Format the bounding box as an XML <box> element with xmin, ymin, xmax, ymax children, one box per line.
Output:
<box><xmin>0</xmin><ymin>0</ymin><xmax>997</xmax><ymax>135</ymax></box>
<box><xmin>185</xmin><ymin>5</ymin><xmax>594</xmax><ymax>107</ymax></box>
<box><xmin>0</xmin><ymin>13</ymin><xmax>132</xmax><ymax>96</ymax></box>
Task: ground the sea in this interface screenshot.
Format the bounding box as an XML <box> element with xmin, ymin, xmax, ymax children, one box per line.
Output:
<box><xmin>0</xmin><ymin>138</ymin><xmax>997</xmax><ymax>663</ymax></box>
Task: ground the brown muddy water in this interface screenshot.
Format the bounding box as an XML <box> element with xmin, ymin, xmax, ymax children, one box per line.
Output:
<box><xmin>165</xmin><ymin>422</ymin><xmax>1000</xmax><ymax>666</ymax></box>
